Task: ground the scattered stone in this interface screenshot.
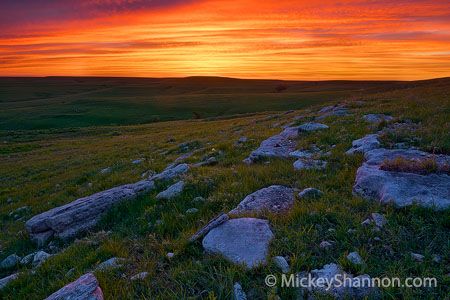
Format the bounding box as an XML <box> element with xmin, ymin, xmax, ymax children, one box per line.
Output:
<box><xmin>228</xmin><ymin>185</ymin><xmax>294</xmax><ymax>216</ymax></box>
<box><xmin>363</xmin><ymin>114</ymin><xmax>394</xmax><ymax>124</ymax></box>
<box><xmin>373</xmin><ymin>237</ymin><xmax>382</xmax><ymax>242</ymax></box>
<box><xmin>371</xmin><ymin>213</ymin><xmax>387</xmax><ymax>228</ymax></box>
<box><xmin>166</xmin><ymin>252</ymin><xmax>174</xmax><ymax>259</ymax></box>
<box><xmin>347</xmin><ymin>252</ymin><xmax>364</xmax><ymax>265</ymax></box>
<box><xmin>347</xmin><ymin>229</ymin><xmax>357</xmax><ymax>234</ymax></box>
<box><xmin>298</xmin><ymin>188</ymin><xmax>323</xmax><ymax>199</ymax></box>
<box><xmin>0</xmin><ymin>254</ymin><xmax>21</xmax><ymax>269</ymax></box>
<box><xmin>32</xmin><ymin>251</ymin><xmax>51</xmax><ymax>267</ymax></box>
<box><xmin>100</xmin><ymin>167</ymin><xmax>112</xmax><ymax>175</ymax></box>
<box><xmin>293</xmin><ymin>159</ymin><xmax>327</xmax><ymax>171</ymax></box>
<box><xmin>185</xmin><ymin>208</ymin><xmax>199</xmax><ymax>214</ymax></box>
<box><xmin>45</xmin><ymin>273</ymin><xmax>103</xmax><ymax>300</ymax></box>
<box><xmin>319</xmin><ymin>241</ymin><xmax>333</xmax><ymax>249</ymax></box>
<box><xmin>130</xmin><ymin>272</ymin><xmax>149</xmax><ymax>281</ymax></box>
<box><xmin>298</xmin><ymin>122</ymin><xmax>329</xmax><ymax>132</ymax></box>
<box><xmin>20</xmin><ymin>253</ymin><xmax>35</xmax><ymax>265</ymax></box>
<box><xmin>289</xmin><ymin>150</ymin><xmax>314</xmax><ymax>159</ymax></box>
<box><xmin>432</xmin><ymin>254</ymin><xmax>442</xmax><ymax>263</ymax></box>
<box><xmin>353</xmin><ymin>148</ymin><xmax>450</xmax><ymax>210</ymax></box>
<box><xmin>346</xmin><ymin>134</ymin><xmax>381</xmax><ymax>155</ymax></box>
<box><xmin>32</xmin><ymin>230</ymin><xmax>54</xmax><ymax>248</ymax></box>
<box><xmin>6</xmin><ymin>197</ymin><xmax>13</xmax><ymax>204</ymax></box>
<box><xmin>411</xmin><ymin>253</ymin><xmax>424</xmax><ymax>262</ymax></box>
<box><xmin>0</xmin><ymin>273</ymin><xmax>19</xmax><ymax>290</ymax></box>
<box><xmin>317</xmin><ymin>105</ymin><xmax>350</xmax><ymax>120</ymax></box>
<box><xmin>156</xmin><ymin>181</ymin><xmax>185</xmax><ymax>200</ymax></box>
<box><xmin>95</xmin><ymin>257</ymin><xmax>125</xmax><ymax>271</ymax></box>
<box><xmin>243</xmin><ymin>126</ymin><xmax>299</xmax><ymax>163</ymax></box>
<box><xmin>233</xmin><ymin>282</ymin><xmax>247</xmax><ymax>300</ymax></box>
<box><xmin>202</xmin><ymin>218</ymin><xmax>274</xmax><ymax>269</ymax></box>
<box><xmin>189</xmin><ymin>213</ymin><xmax>229</xmax><ymax>242</ymax></box>
<box><xmin>361</xmin><ymin>219</ymin><xmax>372</xmax><ymax>226</ymax></box>
<box><xmin>150</xmin><ymin>163</ymin><xmax>189</xmax><ymax>182</ymax></box>
<box><xmin>299</xmin><ymin>263</ymin><xmax>378</xmax><ymax>299</ymax></box>
<box><xmin>192</xmin><ymin>196</ymin><xmax>205</xmax><ymax>203</ymax></box>
<box><xmin>273</xmin><ymin>256</ymin><xmax>290</xmax><ymax>273</ymax></box>
<box><xmin>237</xmin><ymin>137</ymin><xmax>248</xmax><ymax>144</ymax></box>
<box><xmin>132</xmin><ymin>158</ymin><xmax>144</xmax><ymax>165</ymax></box>
<box><xmin>193</xmin><ymin>156</ymin><xmax>218</xmax><ymax>167</ymax></box>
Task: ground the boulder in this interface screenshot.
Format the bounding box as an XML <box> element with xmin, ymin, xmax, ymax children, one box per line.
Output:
<box><xmin>20</xmin><ymin>253</ymin><xmax>36</xmax><ymax>265</ymax></box>
<box><xmin>273</xmin><ymin>256</ymin><xmax>290</xmax><ymax>273</ymax></box>
<box><xmin>353</xmin><ymin>148</ymin><xmax>450</xmax><ymax>210</ymax></box>
<box><xmin>202</xmin><ymin>218</ymin><xmax>274</xmax><ymax>269</ymax></box>
<box><xmin>244</xmin><ymin>127</ymin><xmax>299</xmax><ymax>163</ymax></box>
<box><xmin>0</xmin><ymin>254</ymin><xmax>21</xmax><ymax>269</ymax></box>
<box><xmin>293</xmin><ymin>159</ymin><xmax>327</xmax><ymax>171</ymax></box>
<box><xmin>0</xmin><ymin>273</ymin><xmax>19</xmax><ymax>290</ymax></box>
<box><xmin>363</xmin><ymin>114</ymin><xmax>394</xmax><ymax>124</ymax></box>
<box><xmin>233</xmin><ymin>282</ymin><xmax>247</xmax><ymax>300</ymax></box>
<box><xmin>299</xmin><ymin>263</ymin><xmax>378</xmax><ymax>299</ymax></box>
<box><xmin>156</xmin><ymin>181</ymin><xmax>185</xmax><ymax>200</ymax></box>
<box><xmin>45</xmin><ymin>273</ymin><xmax>103</xmax><ymax>300</ymax></box>
<box><xmin>228</xmin><ymin>185</ymin><xmax>294</xmax><ymax>216</ymax></box>
<box><xmin>298</xmin><ymin>188</ymin><xmax>323</xmax><ymax>199</ymax></box>
<box><xmin>298</xmin><ymin>122</ymin><xmax>329</xmax><ymax>132</ymax></box>
<box><xmin>346</xmin><ymin>134</ymin><xmax>381</xmax><ymax>155</ymax></box>
<box><xmin>32</xmin><ymin>251</ymin><xmax>51</xmax><ymax>267</ymax></box>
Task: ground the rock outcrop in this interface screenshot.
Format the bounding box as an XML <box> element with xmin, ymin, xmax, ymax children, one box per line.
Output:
<box><xmin>45</xmin><ymin>273</ymin><xmax>103</xmax><ymax>300</ymax></box>
<box><xmin>26</xmin><ymin>163</ymin><xmax>189</xmax><ymax>244</ymax></box>
<box><xmin>202</xmin><ymin>218</ymin><xmax>274</xmax><ymax>268</ymax></box>
<box><xmin>228</xmin><ymin>185</ymin><xmax>294</xmax><ymax>216</ymax></box>
<box><xmin>353</xmin><ymin>148</ymin><xmax>450</xmax><ymax>210</ymax></box>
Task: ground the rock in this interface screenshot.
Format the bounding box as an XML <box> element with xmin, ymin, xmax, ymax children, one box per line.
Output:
<box><xmin>293</xmin><ymin>159</ymin><xmax>327</xmax><ymax>171</ymax></box>
<box><xmin>130</xmin><ymin>272</ymin><xmax>149</xmax><ymax>281</ymax></box>
<box><xmin>193</xmin><ymin>157</ymin><xmax>218</xmax><ymax>167</ymax></box>
<box><xmin>32</xmin><ymin>251</ymin><xmax>51</xmax><ymax>267</ymax></box>
<box><xmin>411</xmin><ymin>253</ymin><xmax>424</xmax><ymax>262</ymax></box>
<box><xmin>244</xmin><ymin>126</ymin><xmax>299</xmax><ymax>163</ymax></box>
<box><xmin>66</xmin><ymin>268</ymin><xmax>75</xmax><ymax>277</ymax></box>
<box><xmin>95</xmin><ymin>257</ymin><xmax>124</xmax><ymax>271</ymax></box>
<box><xmin>189</xmin><ymin>213</ymin><xmax>229</xmax><ymax>242</ymax></box>
<box><xmin>132</xmin><ymin>158</ymin><xmax>144</xmax><ymax>165</ymax></box>
<box><xmin>150</xmin><ymin>163</ymin><xmax>189</xmax><ymax>181</ymax></box>
<box><xmin>185</xmin><ymin>208</ymin><xmax>199</xmax><ymax>214</ymax></box>
<box><xmin>319</xmin><ymin>241</ymin><xmax>333</xmax><ymax>249</ymax></box>
<box><xmin>100</xmin><ymin>167</ymin><xmax>112</xmax><ymax>175</ymax></box>
<box><xmin>371</xmin><ymin>213</ymin><xmax>387</xmax><ymax>228</ymax></box>
<box><xmin>353</xmin><ymin>148</ymin><xmax>450</xmax><ymax>210</ymax></box>
<box><xmin>298</xmin><ymin>122</ymin><xmax>329</xmax><ymax>132</ymax></box>
<box><xmin>347</xmin><ymin>252</ymin><xmax>364</xmax><ymax>265</ymax></box>
<box><xmin>299</xmin><ymin>263</ymin><xmax>378</xmax><ymax>299</ymax></box>
<box><xmin>0</xmin><ymin>254</ymin><xmax>21</xmax><ymax>269</ymax></box>
<box><xmin>228</xmin><ymin>185</ymin><xmax>294</xmax><ymax>216</ymax></box>
<box><xmin>273</xmin><ymin>256</ymin><xmax>290</xmax><ymax>273</ymax></box>
<box><xmin>237</xmin><ymin>136</ymin><xmax>248</xmax><ymax>143</ymax></box>
<box><xmin>289</xmin><ymin>149</ymin><xmax>314</xmax><ymax>159</ymax></box>
<box><xmin>432</xmin><ymin>254</ymin><xmax>442</xmax><ymax>263</ymax></box>
<box><xmin>298</xmin><ymin>188</ymin><xmax>323</xmax><ymax>199</ymax></box>
<box><xmin>45</xmin><ymin>273</ymin><xmax>103</xmax><ymax>300</ymax></box>
<box><xmin>26</xmin><ymin>178</ymin><xmax>156</xmax><ymax>241</ymax></box>
<box><xmin>202</xmin><ymin>218</ymin><xmax>274</xmax><ymax>269</ymax></box>
<box><xmin>361</xmin><ymin>218</ymin><xmax>372</xmax><ymax>226</ymax></box>
<box><xmin>6</xmin><ymin>197</ymin><xmax>13</xmax><ymax>204</ymax></box>
<box><xmin>317</xmin><ymin>105</ymin><xmax>350</xmax><ymax>120</ymax></box>
<box><xmin>347</xmin><ymin>229</ymin><xmax>357</xmax><ymax>234</ymax></box>
<box><xmin>20</xmin><ymin>253</ymin><xmax>36</xmax><ymax>265</ymax></box>
<box><xmin>0</xmin><ymin>273</ymin><xmax>19</xmax><ymax>290</ymax></box>
<box><xmin>363</xmin><ymin>114</ymin><xmax>394</xmax><ymax>124</ymax></box>
<box><xmin>156</xmin><ymin>181</ymin><xmax>185</xmax><ymax>200</ymax></box>
<box><xmin>192</xmin><ymin>196</ymin><xmax>205</xmax><ymax>203</ymax></box>
<box><xmin>346</xmin><ymin>134</ymin><xmax>381</xmax><ymax>155</ymax></box>
<box><xmin>166</xmin><ymin>252</ymin><xmax>174</xmax><ymax>259</ymax></box>
<box><xmin>233</xmin><ymin>282</ymin><xmax>247</xmax><ymax>300</ymax></box>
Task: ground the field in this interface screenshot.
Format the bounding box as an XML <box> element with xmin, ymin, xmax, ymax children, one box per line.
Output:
<box><xmin>0</xmin><ymin>77</ymin><xmax>449</xmax><ymax>299</ymax></box>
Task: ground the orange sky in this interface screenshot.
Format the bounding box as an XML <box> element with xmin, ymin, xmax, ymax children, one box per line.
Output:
<box><xmin>1</xmin><ymin>0</ymin><xmax>450</xmax><ymax>80</ymax></box>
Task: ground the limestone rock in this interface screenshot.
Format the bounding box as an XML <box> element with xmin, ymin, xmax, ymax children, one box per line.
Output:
<box><xmin>298</xmin><ymin>188</ymin><xmax>323</xmax><ymax>199</ymax></box>
<box><xmin>202</xmin><ymin>218</ymin><xmax>274</xmax><ymax>269</ymax></box>
<box><xmin>32</xmin><ymin>251</ymin><xmax>51</xmax><ymax>267</ymax></box>
<box><xmin>411</xmin><ymin>253</ymin><xmax>424</xmax><ymax>262</ymax></box>
<box><xmin>228</xmin><ymin>185</ymin><xmax>294</xmax><ymax>216</ymax></box>
<box><xmin>371</xmin><ymin>213</ymin><xmax>387</xmax><ymax>228</ymax></box>
<box><xmin>20</xmin><ymin>253</ymin><xmax>36</xmax><ymax>265</ymax></box>
<box><xmin>319</xmin><ymin>241</ymin><xmax>333</xmax><ymax>249</ymax></box>
<box><xmin>150</xmin><ymin>163</ymin><xmax>189</xmax><ymax>181</ymax></box>
<box><xmin>189</xmin><ymin>213</ymin><xmax>229</xmax><ymax>242</ymax></box>
<box><xmin>353</xmin><ymin>148</ymin><xmax>450</xmax><ymax>210</ymax></box>
<box><xmin>347</xmin><ymin>252</ymin><xmax>364</xmax><ymax>265</ymax></box>
<box><xmin>273</xmin><ymin>256</ymin><xmax>290</xmax><ymax>273</ymax></box>
<box><xmin>298</xmin><ymin>122</ymin><xmax>329</xmax><ymax>132</ymax></box>
<box><xmin>130</xmin><ymin>272</ymin><xmax>149</xmax><ymax>281</ymax></box>
<box><xmin>363</xmin><ymin>114</ymin><xmax>394</xmax><ymax>124</ymax></box>
<box><xmin>0</xmin><ymin>254</ymin><xmax>21</xmax><ymax>269</ymax></box>
<box><xmin>95</xmin><ymin>257</ymin><xmax>124</xmax><ymax>271</ymax></box>
<box><xmin>0</xmin><ymin>273</ymin><xmax>19</xmax><ymax>290</ymax></box>
<box><xmin>185</xmin><ymin>208</ymin><xmax>199</xmax><ymax>214</ymax></box>
<box><xmin>156</xmin><ymin>181</ymin><xmax>185</xmax><ymax>200</ymax></box>
<box><xmin>233</xmin><ymin>282</ymin><xmax>247</xmax><ymax>300</ymax></box>
<box><xmin>293</xmin><ymin>159</ymin><xmax>327</xmax><ymax>171</ymax></box>
<box><xmin>289</xmin><ymin>150</ymin><xmax>314</xmax><ymax>159</ymax></box>
<box><xmin>317</xmin><ymin>105</ymin><xmax>350</xmax><ymax>120</ymax></box>
<box><xmin>346</xmin><ymin>134</ymin><xmax>381</xmax><ymax>155</ymax></box>
<box><xmin>45</xmin><ymin>273</ymin><xmax>103</xmax><ymax>300</ymax></box>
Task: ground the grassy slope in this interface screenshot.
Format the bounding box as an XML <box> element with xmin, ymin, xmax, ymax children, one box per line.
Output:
<box><xmin>0</xmin><ymin>76</ymin><xmax>401</xmax><ymax>130</ymax></box>
<box><xmin>0</xmin><ymin>78</ymin><xmax>449</xmax><ymax>299</ymax></box>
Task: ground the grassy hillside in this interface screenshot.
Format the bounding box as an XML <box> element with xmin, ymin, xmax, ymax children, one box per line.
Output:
<box><xmin>0</xmin><ymin>76</ymin><xmax>403</xmax><ymax>130</ymax></box>
<box><xmin>0</xmin><ymin>78</ymin><xmax>449</xmax><ymax>299</ymax></box>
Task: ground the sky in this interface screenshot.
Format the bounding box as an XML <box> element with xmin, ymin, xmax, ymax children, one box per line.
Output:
<box><xmin>1</xmin><ymin>0</ymin><xmax>450</xmax><ymax>80</ymax></box>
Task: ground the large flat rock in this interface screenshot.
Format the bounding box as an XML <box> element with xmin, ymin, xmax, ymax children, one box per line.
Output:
<box><xmin>353</xmin><ymin>148</ymin><xmax>450</xmax><ymax>210</ymax></box>
<box><xmin>45</xmin><ymin>273</ymin><xmax>103</xmax><ymax>300</ymax></box>
<box><xmin>202</xmin><ymin>218</ymin><xmax>274</xmax><ymax>269</ymax></box>
<box><xmin>229</xmin><ymin>185</ymin><xmax>294</xmax><ymax>216</ymax></box>
<box><xmin>244</xmin><ymin>127</ymin><xmax>299</xmax><ymax>163</ymax></box>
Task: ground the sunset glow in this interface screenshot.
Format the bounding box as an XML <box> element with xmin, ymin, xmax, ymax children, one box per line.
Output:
<box><xmin>1</xmin><ymin>0</ymin><xmax>450</xmax><ymax>80</ymax></box>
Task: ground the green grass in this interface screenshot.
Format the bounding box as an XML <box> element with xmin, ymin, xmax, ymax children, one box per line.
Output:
<box><xmin>0</xmin><ymin>78</ymin><xmax>449</xmax><ymax>299</ymax></box>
